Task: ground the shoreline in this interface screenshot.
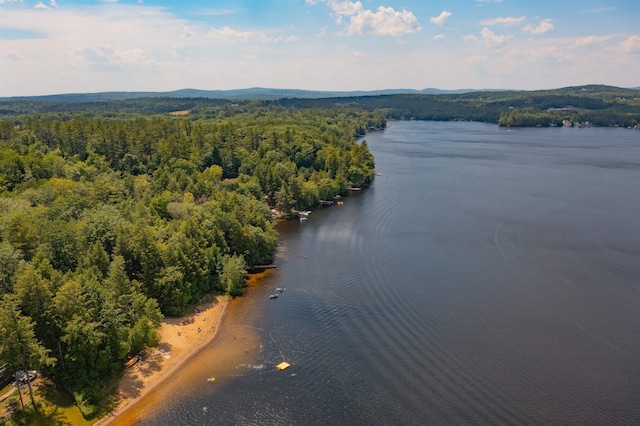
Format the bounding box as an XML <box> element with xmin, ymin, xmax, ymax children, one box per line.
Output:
<box><xmin>95</xmin><ymin>295</ymin><xmax>229</xmax><ymax>426</ymax></box>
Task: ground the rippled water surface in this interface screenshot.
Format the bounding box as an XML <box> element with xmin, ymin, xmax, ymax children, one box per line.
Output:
<box><xmin>140</xmin><ymin>121</ymin><xmax>640</xmax><ymax>425</ymax></box>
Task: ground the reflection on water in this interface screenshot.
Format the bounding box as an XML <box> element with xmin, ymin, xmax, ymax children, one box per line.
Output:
<box><xmin>139</xmin><ymin>121</ymin><xmax>640</xmax><ymax>425</ymax></box>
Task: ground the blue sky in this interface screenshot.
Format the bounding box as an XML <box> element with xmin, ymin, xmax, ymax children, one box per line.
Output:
<box><xmin>0</xmin><ymin>0</ymin><xmax>638</xmax><ymax>96</ymax></box>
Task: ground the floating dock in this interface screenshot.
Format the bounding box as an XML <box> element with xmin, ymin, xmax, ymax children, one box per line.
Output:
<box><xmin>276</xmin><ymin>362</ymin><xmax>290</xmax><ymax>371</ymax></box>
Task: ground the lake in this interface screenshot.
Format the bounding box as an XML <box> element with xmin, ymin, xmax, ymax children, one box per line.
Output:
<box><xmin>137</xmin><ymin>121</ymin><xmax>640</xmax><ymax>425</ymax></box>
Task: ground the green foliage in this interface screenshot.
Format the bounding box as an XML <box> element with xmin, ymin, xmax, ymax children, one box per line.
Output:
<box><xmin>0</xmin><ymin>242</ymin><xmax>22</xmax><ymax>296</ymax></box>
<box><xmin>154</xmin><ymin>266</ymin><xmax>190</xmax><ymax>316</ymax></box>
<box><xmin>0</xmin><ymin>296</ymin><xmax>55</xmax><ymax>373</ymax></box>
<box><xmin>0</xmin><ymin>103</ymin><xmax>378</xmax><ymax>411</ymax></box>
<box><xmin>273</xmin><ymin>85</ymin><xmax>639</xmax><ymax>127</ymax></box>
<box><xmin>220</xmin><ymin>254</ymin><xmax>248</xmax><ymax>296</ymax></box>
<box><xmin>0</xmin><ymin>295</ymin><xmax>55</xmax><ymax>409</ymax></box>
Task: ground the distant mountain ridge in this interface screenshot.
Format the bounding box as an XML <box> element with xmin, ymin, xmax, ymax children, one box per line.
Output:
<box><xmin>1</xmin><ymin>87</ymin><xmax>493</xmax><ymax>102</ymax></box>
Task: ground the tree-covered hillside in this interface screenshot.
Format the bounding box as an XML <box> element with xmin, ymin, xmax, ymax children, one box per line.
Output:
<box><xmin>275</xmin><ymin>85</ymin><xmax>640</xmax><ymax>127</ymax></box>
<box><xmin>1</xmin><ymin>84</ymin><xmax>638</xmax><ymax>127</ymax></box>
<box><xmin>0</xmin><ymin>105</ymin><xmax>380</xmax><ymax>412</ymax></box>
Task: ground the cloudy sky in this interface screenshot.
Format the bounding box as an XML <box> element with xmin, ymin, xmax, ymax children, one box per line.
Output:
<box><xmin>1</xmin><ymin>0</ymin><xmax>639</xmax><ymax>96</ymax></box>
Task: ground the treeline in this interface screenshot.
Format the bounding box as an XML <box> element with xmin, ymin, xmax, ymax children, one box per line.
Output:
<box><xmin>0</xmin><ymin>97</ymin><xmax>232</xmax><ymax>116</ymax></box>
<box><xmin>2</xmin><ymin>84</ymin><xmax>638</xmax><ymax>128</ymax></box>
<box><xmin>497</xmin><ymin>102</ymin><xmax>640</xmax><ymax>127</ymax></box>
<box><xmin>0</xmin><ymin>106</ymin><xmax>380</xmax><ymax>413</ymax></box>
<box><xmin>278</xmin><ymin>94</ymin><xmax>502</xmax><ymax>122</ymax></box>
<box><xmin>275</xmin><ymin>85</ymin><xmax>640</xmax><ymax>127</ymax></box>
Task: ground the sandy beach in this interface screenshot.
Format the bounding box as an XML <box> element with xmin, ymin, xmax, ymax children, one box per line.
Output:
<box><xmin>96</xmin><ymin>295</ymin><xmax>229</xmax><ymax>426</ymax></box>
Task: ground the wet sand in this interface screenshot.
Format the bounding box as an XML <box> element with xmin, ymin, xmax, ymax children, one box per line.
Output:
<box><xmin>96</xmin><ymin>295</ymin><xmax>229</xmax><ymax>426</ymax></box>
<box><xmin>97</xmin><ymin>269</ymin><xmax>276</xmax><ymax>425</ymax></box>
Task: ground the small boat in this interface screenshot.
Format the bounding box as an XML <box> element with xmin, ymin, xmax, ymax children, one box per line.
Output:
<box><xmin>269</xmin><ymin>294</ymin><xmax>278</xmax><ymax>299</ymax></box>
<box><xmin>275</xmin><ymin>287</ymin><xmax>285</xmax><ymax>292</ymax></box>
<box><xmin>207</xmin><ymin>377</ymin><xmax>216</xmax><ymax>382</ymax></box>
<box><xmin>125</xmin><ymin>353</ymin><xmax>143</xmax><ymax>368</ymax></box>
<box><xmin>125</xmin><ymin>357</ymin><xmax>138</xmax><ymax>368</ymax></box>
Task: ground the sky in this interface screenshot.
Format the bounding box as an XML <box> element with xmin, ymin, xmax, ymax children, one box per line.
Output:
<box><xmin>0</xmin><ymin>0</ymin><xmax>639</xmax><ymax>96</ymax></box>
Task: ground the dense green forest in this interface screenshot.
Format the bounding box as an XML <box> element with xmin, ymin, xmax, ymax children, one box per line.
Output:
<box><xmin>276</xmin><ymin>85</ymin><xmax>640</xmax><ymax>127</ymax></box>
<box><xmin>2</xmin><ymin>84</ymin><xmax>637</xmax><ymax>127</ymax></box>
<box><xmin>0</xmin><ymin>105</ymin><xmax>380</xmax><ymax>415</ymax></box>
<box><xmin>0</xmin><ymin>84</ymin><xmax>636</xmax><ymax>418</ymax></box>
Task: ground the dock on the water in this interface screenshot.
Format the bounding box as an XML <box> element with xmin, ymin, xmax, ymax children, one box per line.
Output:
<box><xmin>276</xmin><ymin>362</ymin><xmax>290</xmax><ymax>371</ymax></box>
<box><xmin>250</xmin><ymin>264</ymin><xmax>277</xmax><ymax>270</ymax></box>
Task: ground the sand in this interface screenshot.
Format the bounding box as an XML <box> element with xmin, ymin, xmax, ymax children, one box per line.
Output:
<box><xmin>96</xmin><ymin>295</ymin><xmax>228</xmax><ymax>425</ymax></box>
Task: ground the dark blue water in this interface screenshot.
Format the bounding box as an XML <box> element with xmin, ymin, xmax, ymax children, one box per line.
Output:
<box><xmin>139</xmin><ymin>121</ymin><xmax>640</xmax><ymax>425</ymax></box>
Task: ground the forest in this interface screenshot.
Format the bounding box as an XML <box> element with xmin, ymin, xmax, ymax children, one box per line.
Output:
<box><xmin>0</xmin><ymin>104</ymin><xmax>381</xmax><ymax>417</ymax></box>
<box><xmin>0</xmin><ymin>83</ymin><xmax>637</xmax><ymax>420</ymax></box>
<box><xmin>2</xmin><ymin>84</ymin><xmax>639</xmax><ymax>128</ymax></box>
<box><xmin>275</xmin><ymin>85</ymin><xmax>640</xmax><ymax>127</ymax></box>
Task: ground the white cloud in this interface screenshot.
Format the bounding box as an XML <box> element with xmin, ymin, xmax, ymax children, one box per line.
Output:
<box><xmin>34</xmin><ymin>0</ymin><xmax>57</xmax><ymax>10</ymax></box>
<box><xmin>0</xmin><ymin>4</ymin><xmax>192</xmax><ymax>93</ymax></box>
<box><xmin>615</xmin><ymin>35</ymin><xmax>640</xmax><ymax>54</ymax></box>
<box><xmin>433</xmin><ymin>34</ymin><xmax>445</xmax><ymax>41</ymax></box>
<box><xmin>0</xmin><ymin>0</ymin><xmax>638</xmax><ymax>96</ymax></box>
<box><xmin>523</xmin><ymin>18</ymin><xmax>554</xmax><ymax>35</ymax></box>
<box><xmin>479</xmin><ymin>16</ymin><xmax>526</xmax><ymax>26</ymax></box>
<box><xmin>455</xmin><ymin>31</ymin><xmax>640</xmax><ymax>90</ymax></box>
<box><xmin>257</xmin><ymin>34</ymin><xmax>299</xmax><ymax>44</ymax></box>
<box><xmin>480</xmin><ymin>27</ymin><xmax>511</xmax><ymax>47</ymax></box>
<box><xmin>463</xmin><ymin>28</ymin><xmax>511</xmax><ymax>48</ymax></box>
<box><xmin>463</xmin><ymin>34</ymin><xmax>479</xmax><ymax>43</ymax></box>
<box><xmin>430</xmin><ymin>11</ymin><xmax>451</xmax><ymax>27</ymax></box>
<box><xmin>172</xmin><ymin>43</ymin><xmax>188</xmax><ymax>58</ymax></box>
<box><xmin>69</xmin><ymin>45</ymin><xmax>153</xmax><ymax>71</ymax></box>
<box><xmin>4</xmin><ymin>50</ymin><xmax>24</xmax><ymax>61</ymax></box>
<box><xmin>206</xmin><ymin>26</ymin><xmax>251</xmax><ymax>41</ymax></box>
<box><xmin>346</xmin><ymin>5</ymin><xmax>421</xmax><ymax>36</ymax></box>
<box><xmin>469</xmin><ymin>55</ymin><xmax>489</xmax><ymax>63</ymax></box>
<box><xmin>569</xmin><ymin>35</ymin><xmax>612</xmax><ymax>49</ymax></box>
<box><xmin>310</xmin><ymin>0</ymin><xmax>420</xmax><ymax>36</ymax></box>
<box><xmin>182</xmin><ymin>25</ymin><xmax>196</xmax><ymax>38</ymax></box>
<box><xmin>328</xmin><ymin>0</ymin><xmax>362</xmax><ymax>23</ymax></box>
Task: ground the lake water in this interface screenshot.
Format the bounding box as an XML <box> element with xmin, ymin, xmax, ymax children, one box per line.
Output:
<box><xmin>137</xmin><ymin>121</ymin><xmax>640</xmax><ymax>425</ymax></box>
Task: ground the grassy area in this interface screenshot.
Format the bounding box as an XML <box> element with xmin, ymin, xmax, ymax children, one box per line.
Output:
<box><xmin>0</xmin><ymin>379</ymin><xmax>96</xmax><ymax>426</ymax></box>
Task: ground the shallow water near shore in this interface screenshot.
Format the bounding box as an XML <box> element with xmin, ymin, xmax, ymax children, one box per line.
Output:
<box><xmin>135</xmin><ymin>121</ymin><xmax>640</xmax><ymax>425</ymax></box>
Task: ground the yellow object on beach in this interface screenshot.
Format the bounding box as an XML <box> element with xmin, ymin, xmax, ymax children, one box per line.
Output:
<box><xmin>276</xmin><ymin>362</ymin><xmax>290</xmax><ymax>371</ymax></box>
